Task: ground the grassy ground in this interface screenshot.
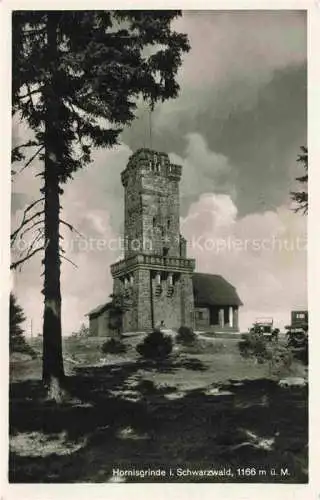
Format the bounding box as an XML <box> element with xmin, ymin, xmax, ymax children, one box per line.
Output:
<box><xmin>9</xmin><ymin>335</ymin><xmax>308</xmax><ymax>483</ymax></box>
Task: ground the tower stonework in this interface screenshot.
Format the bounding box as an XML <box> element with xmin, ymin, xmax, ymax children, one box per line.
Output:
<box><xmin>110</xmin><ymin>149</ymin><xmax>195</xmax><ymax>332</ymax></box>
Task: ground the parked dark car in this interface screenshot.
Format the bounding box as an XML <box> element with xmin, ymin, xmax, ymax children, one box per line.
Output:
<box><xmin>249</xmin><ymin>318</ymin><xmax>279</xmax><ymax>341</ymax></box>
<box><xmin>285</xmin><ymin>310</ymin><xmax>308</xmax><ymax>348</ymax></box>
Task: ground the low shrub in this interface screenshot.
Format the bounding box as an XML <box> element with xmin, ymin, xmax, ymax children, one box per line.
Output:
<box><xmin>238</xmin><ymin>333</ymin><xmax>268</xmax><ymax>363</ymax></box>
<box><xmin>268</xmin><ymin>344</ymin><xmax>294</xmax><ymax>376</ymax></box>
<box><xmin>71</xmin><ymin>323</ymin><xmax>90</xmax><ymax>338</ymax></box>
<box><xmin>101</xmin><ymin>338</ymin><xmax>126</xmax><ymax>355</ymax></box>
<box><xmin>11</xmin><ymin>336</ymin><xmax>37</xmax><ymax>358</ymax></box>
<box><xmin>239</xmin><ymin>333</ymin><xmax>295</xmax><ymax>375</ymax></box>
<box><xmin>136</xmin><ymin>329</ymin><xmax>173</xmax><ymax>360</ymax></box>
<box><xmin>176</xmin><ymin>326</ymin><xmax>196</xmax><ymax>344</ymax></box>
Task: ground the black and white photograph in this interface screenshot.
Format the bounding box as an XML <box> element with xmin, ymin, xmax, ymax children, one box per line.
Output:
<box><xmin>7</xmin><ymin>7</ymin><xmax>310</xmax><ymax>486</ymax></box>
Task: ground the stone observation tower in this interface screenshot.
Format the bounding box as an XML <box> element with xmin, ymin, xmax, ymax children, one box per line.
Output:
<box><xmin>88</xmin><ymin>148</ymin><xmax>242</xmax><ymax>335</ymax></box>
<box><xmin>110</xmin><ymin>149</ymin><xmax>195</xmax><ymax>332</ymax></box>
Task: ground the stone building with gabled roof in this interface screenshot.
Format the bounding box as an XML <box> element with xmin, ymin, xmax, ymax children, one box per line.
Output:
<box><xmin>86</xmin><ymin>302</ymin><xmax>112</xmax><ymax>338</ymax></box>
<box><xmin>87</xmin><ymin>148</ymin><xmax>242</xmax><ymax>336</ymax></box>
<box><xmin>192</xmin><ymin>273</ymin><xmax>242</xmax><ymax>332</ymax></box>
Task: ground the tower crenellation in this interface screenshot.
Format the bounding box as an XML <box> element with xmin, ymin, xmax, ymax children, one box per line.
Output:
<box><xmin>121</xmin><ymin>149</ymin><xmax>182</xmax><ymax>188</ymax></box>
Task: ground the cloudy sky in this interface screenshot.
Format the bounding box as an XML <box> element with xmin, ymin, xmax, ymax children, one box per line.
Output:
<box><xmin>11</xmin><ymin>10</ymin><xmax>307</xmax><ymax>335</ymax></box>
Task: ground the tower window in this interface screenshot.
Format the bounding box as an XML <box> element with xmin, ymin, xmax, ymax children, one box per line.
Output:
<box><xmin>163</xmin><ymin>247</ymin><xmax>169</xmax><ymax>257</ymax></box>
<box><xmin>153</xmin><ymin>216</ymin><xmax>156</xmax><ymax>227</ymax></box>
<box><xmin>167</xmin><ymin>219</ymin><xmax>170</xmax><ymax>229</ymax></box>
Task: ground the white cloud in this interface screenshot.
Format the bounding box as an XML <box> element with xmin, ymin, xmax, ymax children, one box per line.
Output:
<box><xmin>169</xmin><ymin>132</ymin><xmax>237</xmax><ymax>212</ymax></box>
<box><xmin>175</xmin><ymin>11</ymin><xmax>306</xmax><ymax>89</ymax></box>
<box><xmin>181</xmin><ymin>192</ymin><xmax>307</xmax><ymax>331</ymax></box>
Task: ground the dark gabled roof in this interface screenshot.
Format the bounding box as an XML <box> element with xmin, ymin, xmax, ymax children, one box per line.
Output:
<box><xmin>86</xmin><ymin>301</ymin><xmax>112</xmax><ymax>318</ymax></box>
<box><xmin>192</xmin><ymin>273</ymin><xmax>243</xmax><ymax>307</ymax></box>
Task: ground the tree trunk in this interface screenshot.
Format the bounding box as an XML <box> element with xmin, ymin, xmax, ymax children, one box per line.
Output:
<box><xmin>42</xmin><ymin>13</ymin><xmax>65</xmax><ymax>399</ymax></box>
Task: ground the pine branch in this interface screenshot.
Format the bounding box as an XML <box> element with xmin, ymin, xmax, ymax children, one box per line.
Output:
<box><xmin>18</xmin><ymin>87</ymin><xmax>44</xmax><ymax>100</ymax></box>
<box><xmin>12</xmin><ymin>141</ymin><xmax>43</xmax><ymax>165</ymax></box>
<box><xmin>12</xmin><ymin>140</ymin><xmax>39</xmax><ymax>150</ymax></box>
<box><xmin>60</xmin><ymin>254</ymin><xmax>78</xmax><ymax>268</ymax></box>
<box><xmin>20</xmin><ymin>82</ymin><xmax>43</xmax><ymax>133</ymax></box>
<box><xmin>60</xmin><ymin>219</ymin><xmax>84</xmax><ymax>238</ymax></box>
<box><xmin>293</xmin><ymin>203</ymin><xmax>308</xmax><ymax>215</ymax></box>
<box><xmin>19</xmin><ymin>219</ymin><xmax>45</xmax><ymax>242</ymax></box>
<box><xmin>22</xmin><ymin>27</ymin><xmax>46</xmax><ymax>36</ymax></box>
<box><xmin>16</xmin><ymin>145</ymin><xmax>44</xmax><ymax>175</ymax></box>
<box><xmin>11</xmin><ymin>246</ymin><xmax>44</xmax><ymax>270</ymax></box>
<box><xmin>291</xmin><ymin>146</ymin><xmax>308</xmax><ymax>215</ymax></box>
<box><xmin>24</xmin><ymin>228</ymin><xmax>44</xmax><ymax>257</ymax></box>
<box><xmin>24</xmin><ymin>197</ymin><xmax>45</xmax><ymax>216</ymax></box>
<box><xmin>11</xmin><ymin>209</ymin><xmax>44</xmax><ymax>245</ymax></box>
<box><xmin>291</xmin><ymin>191</ymin><xmax>308</xmax><ymax>215</ymax></box>
<box><xmin>296</xmin><ymin>175</ymin><xmax>308</xmax><ymax>183</ymax></box>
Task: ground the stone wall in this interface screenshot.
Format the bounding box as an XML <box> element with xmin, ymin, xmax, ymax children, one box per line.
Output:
<box><xmin>152</xmin><ymin>272</ymin><xmax>182</xmax><ymax>330</ymax></box>
<box><xmin>180</xmin><ymin>273</ymin><xmax>195</xmax><ymax>328</ymax></box>
<box><xmin>113</xmin><ymin>267</ymin><xmax>196</xmax><ymax>333</ymax></box>
<box><xmin>123</xmin><ymin>169</ymin><xmax>143</xmax><ymax>258</ymax></box>
<box><xmin>122</xmin><ymin>150</ymin><xmax>181</xmax><ymax>258</ymax></box>
<box><xmin>113</xmin><ymin>275</ymin><xmax>138</xmax><ymax>333</ymax></box>
<box><xmin>98</xmin><ymin>310</ymin><xmax>111</xmax><ymax>337</ymax></box>
<box><xmin>136</xmin><ymin>268</ymin><xmax>153</xmax><ymax>331</ymax></box>
<box><xmin>141</xmin><ymin>175</ymin><xmax>180</xmax><ymax>257</ymax></box>
<box><xmin>89</xmin><ymin>316</ymin><xmax>98</xmax><ymax>337</ymax></box>
<box><xmin>194</xmin><ymin>307</ymin><xmax>210</xmax><ymax>329</ymax></box>
<box><xmin>89</xmin><ymin>311</ymin><xmax>111</xmax><ymax>337</ymax></box>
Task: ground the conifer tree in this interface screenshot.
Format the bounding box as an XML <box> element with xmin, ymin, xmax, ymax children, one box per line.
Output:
<box><xmin>9</xmin><ymin>293</ymin><xmax>26</xmax><ymax>351</ymax></box>
<box><xmin>11</xmin><ymin>11</ymin><xmax>189</xmax><ymax>398</ymax></box>
<box><xmin>291</xmin><ymin>146</ymin><xmax>308</xmax><ymax>215</ymax></box>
